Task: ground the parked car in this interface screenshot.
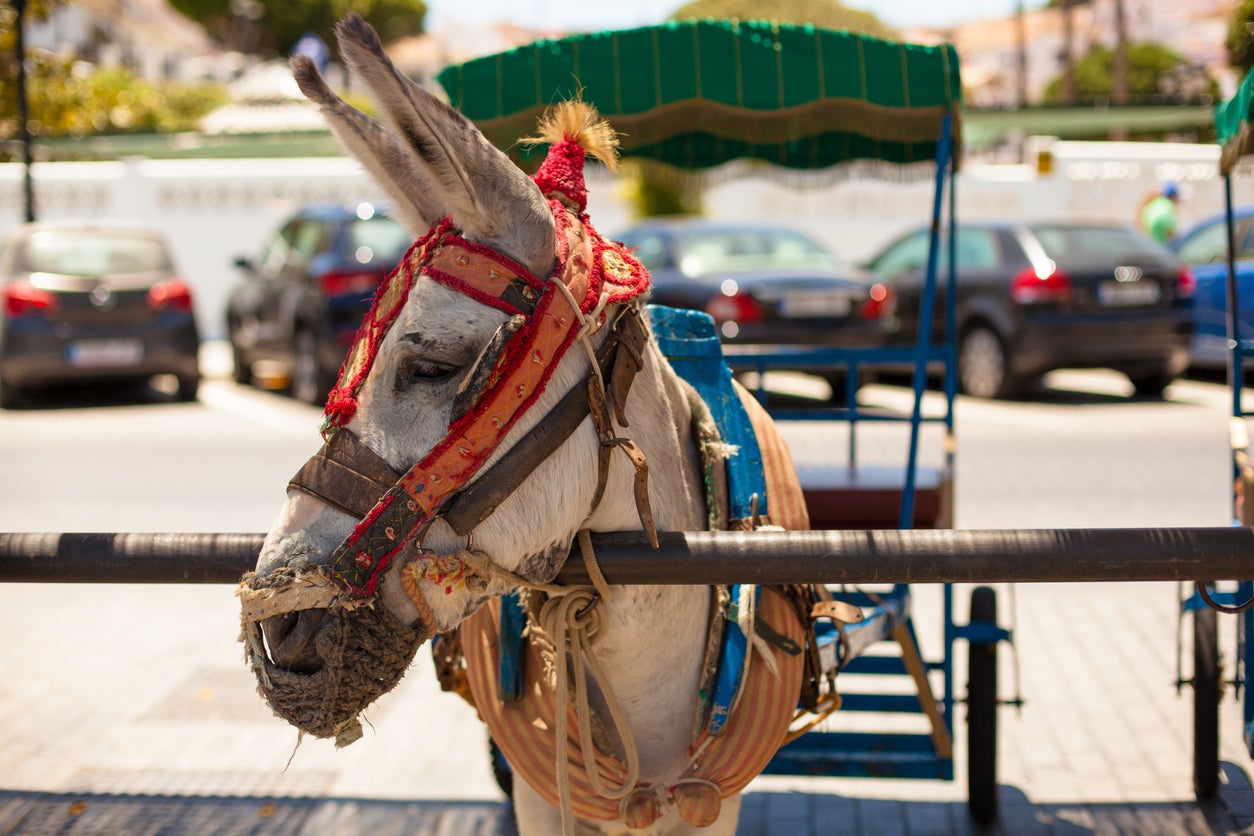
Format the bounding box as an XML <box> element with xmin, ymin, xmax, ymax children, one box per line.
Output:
<box><xmin>0</xmin><ymin>220</ymin><xmax>200</xmax><ymax>409</ymax></box>
<box><xmin>865</xmin><ymin>221</ymin><xmax>1195</xmax><ymax>398</ymax></box>
<box><xmin>226</xmin><ymin>203</ymin><xmax>412</xmax><ymax>404</ymax></box>
<box><xmin>1171</xmin><ymin>207</ymin><xmax>1254</xmax><ymax>375</ymax></box>
<box><xmin>614</xmin><ymin>218</ymin><xmax>894</xmax><ymax>395</ymax></box>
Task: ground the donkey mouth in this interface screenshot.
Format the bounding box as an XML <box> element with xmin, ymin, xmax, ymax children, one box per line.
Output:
<box><xmin>261</xmin><ymin>610</ymin><xmax>328</xmax><ymax>674</ymax></box>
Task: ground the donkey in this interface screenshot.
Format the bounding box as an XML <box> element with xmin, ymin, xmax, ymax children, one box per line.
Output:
<box><xmin>241</xmin><ymin>15</ymin><xmax>814</xmax><ymax>836</ymax></box>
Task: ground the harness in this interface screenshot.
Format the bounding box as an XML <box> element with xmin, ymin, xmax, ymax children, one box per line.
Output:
<box><xmin>451</xmin><ymin>308</ymin><xmax>811</xmax><ymax>831</ymax></box>
<box><xmin>241</xmin><ymin>107</ymin><xmax>826</xmax><ymax>831</ymax></box>
<box><xmin>297</xmin><ymin>196</ymin><xmax>651</xmax><ymax>603</ymax></box>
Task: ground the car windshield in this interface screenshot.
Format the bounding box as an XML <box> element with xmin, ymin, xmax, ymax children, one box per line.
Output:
<box><xmin>18</xmin><ymin>229</ymin><xmax>171</xmax><ymax>277</ymax></box>
<box><xmin>348</xmin><ymin>216</ymin><xmax>411</xmax><ymax>265</ymax></box>
<box><xmin>674</xmin><ymin>228</ymin><xmax>842</xmax><ymax>277</ymax></box>
<box><xmin>1030</xmin><ymin>225</ymin><xmax>1165</xmax><ymax>261</ymax></box>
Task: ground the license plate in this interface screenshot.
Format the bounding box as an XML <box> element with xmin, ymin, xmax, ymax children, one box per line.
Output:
<box><xmin>778</xmin><ymin>291</ymin><xmax>853</xmax><ymax>317</ymax></box>
<box><xmin>1098</xmin><ymin>280</ymin><xmax>1160</xmax><ymax>306</ymax></box>
<box><xmin>67</xmin><ymin>338</ymin><xmax>144</xmax><ymax>367</ymax></box>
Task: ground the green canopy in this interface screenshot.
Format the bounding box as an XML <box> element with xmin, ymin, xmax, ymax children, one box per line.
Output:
<box><xmin>436</xmin><ymin>19</ymin><xmax>962</xmax><ymax>174</ymax></box>
<box><xmin>1216</xmin><ymin>65</ymin><xmax>1254</xmax><ymax>174</ymax></box>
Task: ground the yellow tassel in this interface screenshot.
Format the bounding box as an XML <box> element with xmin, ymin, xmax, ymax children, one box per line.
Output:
<box><xmin>521</xmin><ymin>98</ymin><xmax>621</xmax><ymax>173</ymax></box>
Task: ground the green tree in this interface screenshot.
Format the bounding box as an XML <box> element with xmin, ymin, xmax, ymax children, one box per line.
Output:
<box><xmin>1042</xmin><ymin>42</ymin><xmax>1210</xmax><ymax>105</ymax></box>
<box><xmin>1227</xmin><ymin>0</ymin><xmax>1254</xmax><ymax>74</ymax></box>
<box><xmin>671</xmin><ymin>0</ymin><xmax>896</xmax><ymax>40</ymax></box>
<box><xmin>168</xmin><ymin>0</ymin><xmax>428</xmax><ymax>57</ymax></box>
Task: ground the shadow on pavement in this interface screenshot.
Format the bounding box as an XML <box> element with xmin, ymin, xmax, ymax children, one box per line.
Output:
<box><xmin>0</xmin><ymin>790</ymin><xmax>518</xmax><ymax>835</ymax></box>
<box><xmin>4</xmin><ymin>779</ymin><xmax>1251</xmax><ymax>835</ymax></box>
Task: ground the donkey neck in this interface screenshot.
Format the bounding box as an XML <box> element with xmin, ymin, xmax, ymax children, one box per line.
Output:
<box><xmin>577</xmin><ymin>336</ymin><xmax>712</xmax><ymax>776</ymax></box>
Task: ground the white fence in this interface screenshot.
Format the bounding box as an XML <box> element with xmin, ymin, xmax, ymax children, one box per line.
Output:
<box><xmin>2</xmin><ymin>138</ymin><xmax>1253</xmax><ymax>341</ymax></box>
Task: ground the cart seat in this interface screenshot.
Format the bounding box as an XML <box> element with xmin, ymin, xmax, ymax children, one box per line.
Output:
<box><xmin>795</xmin><ymin>463</ymin><xmax>948</xmax><ymax>530</ymax></box>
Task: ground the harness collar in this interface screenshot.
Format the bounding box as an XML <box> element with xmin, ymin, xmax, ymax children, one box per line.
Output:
<box><xmin>300</xmin><ymin>197</ymin><xmax>648</xmax><ymax>599</ymax></box>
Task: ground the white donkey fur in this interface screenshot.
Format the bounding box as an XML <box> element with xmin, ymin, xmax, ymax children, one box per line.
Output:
<box><xmin>257</xmin><ymin>14</ymin><xmax>740</xmax><ymax>835</ymax></box>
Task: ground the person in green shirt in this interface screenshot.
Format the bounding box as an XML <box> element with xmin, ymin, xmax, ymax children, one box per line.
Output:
<box><xmin>1139</xmin><ymin>182</ymin><xmax>1179</xmax><ymax>245</ymax></box>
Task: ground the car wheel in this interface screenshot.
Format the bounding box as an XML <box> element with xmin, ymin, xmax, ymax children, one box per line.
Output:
<box><xmin>1128</xmin><ymin>369</ymin><xmax>1173</xmax><ymax>399</ymax></box>
<box><xmin>823</xmin><ymin>372</ymin><xmax>860</xmax><ymax>405</ymax></box>
<box><xmin>959</xmin><ymin>325</ymin><xmax>1017</xmax><ymax>399</ymax></box>
<box><xmin>0</xmin><ymin>380</ymin><xmax>27</xmax><ymax>410</ymax></box>
<box><xmin>291</xmin><ymin>329</ymin><xmax>334</xmax><ymax>406</ymax></box>
<box><xmin>176</xmin><ymin>374</ymin><xmax>200</xmax><ymax>402</ymax></box>
<box><xmin>231</xmin><ymin>342</ymin><xmax>252</xmax><ymax>385</ymax></box>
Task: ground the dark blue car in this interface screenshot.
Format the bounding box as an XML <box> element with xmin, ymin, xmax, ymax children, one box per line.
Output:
<box><xmin>1172</xmin><ymin>207</ymin><xmax>1254</xmax><ymax>374</ymax></box>
<box><xmin>226</xmin><ymin>203</ymin><xmax>411</xmax><ymax>404</ymax></box>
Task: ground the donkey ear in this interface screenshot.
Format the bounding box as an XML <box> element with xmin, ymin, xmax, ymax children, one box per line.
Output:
<box><xmin>332</xmin><ymin>14</ymin><xmax>556</xmax><ymax>278</ymax></box>
<box><xmin>291</xmin><ymin>55</ymin><xmax>444</xmax><ymax>238</ymax></box>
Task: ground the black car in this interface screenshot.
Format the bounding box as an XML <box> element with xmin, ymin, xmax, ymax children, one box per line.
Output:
<box><xmin>226</xmin><ymin>203</ymin><xmax>412</xmax><ymax>404</ymax></box>
<box><xmin>865</xmin><ymin>222</ymin><xmax>1195</xmax><ymax>398</ymax></box>
<box><xmin>0</xmin><ymin>221</ymin><xmax>201</xmax><ymax>409</ymax></box>
<box><xmin>614</xmin><ymin>218</ymin><xmax>894</xmax><ymax>393</ymax></box>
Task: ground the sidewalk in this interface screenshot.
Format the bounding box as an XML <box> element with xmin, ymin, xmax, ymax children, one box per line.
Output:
<box><xmin>1</xmin><ymin>370</ymin><xmax>1253</xmax><ymax>834</ymax></box>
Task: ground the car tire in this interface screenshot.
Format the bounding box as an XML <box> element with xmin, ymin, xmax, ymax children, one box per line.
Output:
<box><xmin>823</xmin><ymin>372</ymin><xmax>861</xmax><ymax>405</ymax></box>
<box><xmin>231</xmin><ymin>342</ymin><xmax>252</xmax><ymax>385</ymax></box>
<box><xmin>0</xmin><ymin>380</ymin><xmax>26</xmax><ymax>410</ymax></box>
<box><xmin>291</xmin><ymin>328</ymin><xmax>335</xmax><ymax>406</ymax></box>
<box><xmin>176</xmin><ymin>374</ymin><xmax>200</xmax><ymax>402</ymax></box>
<box><xmin>1128</xmin><ymin>369</ymin><xmax>1174</xmax><ymax>399</ymax></box>
<box><xmin>958</xmin><ymin>325</ymin><xmax>1019</xmax><ymax>399</ymax></box>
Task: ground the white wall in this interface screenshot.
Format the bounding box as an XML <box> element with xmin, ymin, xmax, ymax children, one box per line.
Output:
<box><xmin>4</xmin><ymin>139</ymin><xmax>1252</xmax><ymax>340</ymax></box>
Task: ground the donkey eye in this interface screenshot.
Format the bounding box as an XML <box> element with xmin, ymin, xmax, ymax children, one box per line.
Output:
<box><xmin>397</xmin><ymin>357</ymin><xmax>460</xmax><ymax>388</ymax></box>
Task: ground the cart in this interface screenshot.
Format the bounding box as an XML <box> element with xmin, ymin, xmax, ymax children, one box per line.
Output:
<box><xmin>438</xmin><ymin>19</ymin><xmax>1013</xmax><ymax>824</ymax></box>
<box><xmin>1181</xmin><ymin>70</ymin><xmax>1254</xmax><ymax>797</ymax></box>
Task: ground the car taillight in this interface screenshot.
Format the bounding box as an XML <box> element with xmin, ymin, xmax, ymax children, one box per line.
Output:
<box><xmin>147</xmin><ymin>278</ymin><xmax>194</xmax><ymax>312</ymax></box>
<box><xmin>1176</xmin><ymin>265</ymin><xmax>1196</xmax><ymax>299</ymax></box>
<box><xmin>1010</xmin><ymin>264</ymin><xmax>1072</xmax><ymax>304</ymax></box>
<box><xmin>860</xmin><ymin>282</ymin><xmax>895</xmax><ymax>320</ymax></box>
<box><xmin>705</xmin><ymin>291</ymin><xmax>765</xmax><ymax>324</ymax></box>
<box><xmin>320</xmin><ymin>270</ymin><xmax>381</xmax><ymax>298</ymax></box>
<box><xmin>3</xmin><ymin>282</ymin><xmax>58</xmax><ymax>317</ymax></box>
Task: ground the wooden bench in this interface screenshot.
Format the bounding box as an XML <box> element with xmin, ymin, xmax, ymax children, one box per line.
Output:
<box><xmin>795</xmin><ymin>463</ymin><xmax>950</xmax><ymax>530</ymax></box>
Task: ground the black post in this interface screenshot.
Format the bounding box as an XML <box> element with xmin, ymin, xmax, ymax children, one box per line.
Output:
<box><xmin>14</xmin><ymin>0</ymin><xmax>36</xmax><ymax>222</ymax></box>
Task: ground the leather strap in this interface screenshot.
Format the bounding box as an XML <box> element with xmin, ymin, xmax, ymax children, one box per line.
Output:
<box><xmin>294</xmin><ymin>305</ymin><xmax>652</xmax><ymax>542</ymax></box>
<box><xmin>444</xmin><ymin>305</ymin><xmax>649</xmax><ymax>537</ymax></box>
<box><xmin>289</xmin><ymin>429</ymin><xmax>403</xmax><ymax>520</ymax></box>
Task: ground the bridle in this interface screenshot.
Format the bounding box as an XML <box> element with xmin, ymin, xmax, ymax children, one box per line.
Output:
<box><xmin>287</xmin><ymin>194</ymin><xmax>653</xmax><ymax>601</ymax></box>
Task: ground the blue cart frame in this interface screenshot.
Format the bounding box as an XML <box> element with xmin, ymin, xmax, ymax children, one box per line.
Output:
<box><xmin>1181</xmin><ymin>76</ymin><xmax>1254</xmax><ymax>795</ymax></box>
<box><xmin>438</xmin><ymin>21</ymin><xmax>1013</xmax><ymax>824</ymax></box>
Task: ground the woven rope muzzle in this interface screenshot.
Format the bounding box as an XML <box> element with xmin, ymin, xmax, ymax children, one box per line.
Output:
<box><xmin>238</xmin><ymin>564</ymin><xmax>426</xmax><ymax>747</ymax></box>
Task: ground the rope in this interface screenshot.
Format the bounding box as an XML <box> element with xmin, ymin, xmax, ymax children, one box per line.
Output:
<box><xmin>539</xmin><ymin>587</ymin><xmax>640</xmax><ymax>836</ymax></box>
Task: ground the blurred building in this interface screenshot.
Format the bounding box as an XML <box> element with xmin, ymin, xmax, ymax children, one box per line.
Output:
<box><xmin>931</xmin><ymin>0</ymin><xmax>1238</xmax><ymax>109</ymax></box>
<box><xmin>23</xmin><ymin>0</ymin><xmax>225</xmax><ymax>82</ymax></box>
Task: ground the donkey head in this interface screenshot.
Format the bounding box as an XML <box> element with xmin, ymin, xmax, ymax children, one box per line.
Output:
<box><xmin>240</xmin><ymin>15</ymin><xmax>651</xmax><ymax>745</ymax></box>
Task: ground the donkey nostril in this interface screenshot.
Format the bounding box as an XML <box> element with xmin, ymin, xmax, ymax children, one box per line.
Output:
<box><xmin>261</xmin><ymin>610</ymin><xmax>327</xmax><ymax>674</ymax></box>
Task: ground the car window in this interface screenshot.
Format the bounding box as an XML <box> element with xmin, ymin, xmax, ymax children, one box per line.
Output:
<box><xmin>623</xmin><ymin>234</ymin><xmax>669</xmax><ymax>272</ymax></box>
<box><xmin>674</xmin><ymin>229</ymin><xmax>839</xmax><ymax>276</ymax></box>
<box><xmin>1173</xmin><ymin>220</ymin><xmax>1228</xmax><ymax>265</ymax></box>
<box><xmin>348</xmin><ymin>216</ymin><xmax>411</xmax><ymax>265</ymax></box>
<box><xmin>260</xmin><ymin>220</ymin><xmax>300</xmax><ymax>278</ymax></box>
<box><xmin>954</xmin><ymin>228</ymin><xmax>1002</xmax><ymax>269</ymax></box>
<box><xmin>870</xmin><ymin>231</ymin><xmax>930</xmax><ymax>278</ymax></box>
<box><xmin>1031</xmin><ymin>225</ymin><xmax>1164</xmax><ymax>260</ymax></box>
<box><xmin>18</xmin><ymin>229</ymin><xmax>171</xmax><ymax>276</ymax></box>
<box><xmin>290</xmin><ymin>219</ymin><xmax>333</xmax><ymax>265</ymax></box>
<box><xmin>1240</xmin><ymin>224</ymin><xmax>1254</xmax><ymax>260</ymax></box>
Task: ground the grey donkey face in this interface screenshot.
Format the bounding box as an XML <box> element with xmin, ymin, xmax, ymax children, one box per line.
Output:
<box><xmin>291</xmin><ymin>13</ymin><xmax>556</xmax><ymax>278</ymax></box>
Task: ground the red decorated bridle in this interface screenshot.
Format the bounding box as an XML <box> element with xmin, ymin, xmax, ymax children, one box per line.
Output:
<box><xmin>288</xmin><ymin>176</ymin><xmax>651</xmax><ymax>602</ymax></box>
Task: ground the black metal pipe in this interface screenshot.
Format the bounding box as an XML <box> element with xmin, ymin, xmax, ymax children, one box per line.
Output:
<box><xmin>0</xmin><ymin>528</ymin><xmax>1251</xmax><ymax>586</ymax></box>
